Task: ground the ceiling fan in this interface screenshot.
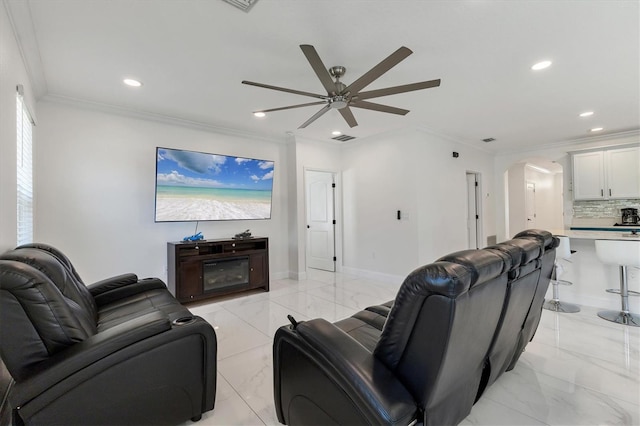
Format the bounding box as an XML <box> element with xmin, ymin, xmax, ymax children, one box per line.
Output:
<box><xmin>242</xmin><ymin>45</ymin><xmax>441</xmax><ymax>129</ymax></box>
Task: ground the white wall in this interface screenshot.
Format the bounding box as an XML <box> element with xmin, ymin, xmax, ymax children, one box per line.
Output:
<box><xmin>29</xmin><ymin>94</ymin><xmax>634</xmax><ymax>296</ymax></box>
<box><xmin>524</xmin><ymin>166</ymin><xmax>563</xmax><ymax>231</ymax></box>
<box><xmin>0</xmin><ymin>3</ymin><xmax>38</xmax><ymax>252</ymax></box>
<box><xmin>553</xmin><ymin>172</ymin><xmax>564</xmax><ymax>229</ymax></box>
<box><xmin>340</xmin><ymin>127</ymin><xmax>496</xmax><ymax>280</ymax></box>
<box><xmin>414</xmin><ymin>129</ymin><xmax>496</xmax><ymax>265</ymax></box>
<box><xmin>285</xmin><ymin>137</ymin><xmax>300</xmax><ymax>278</ymax></box>
<box><xmin>507</xmin><ymin>163</ymin><xmax>563</xmax><ymax>237</ymax></box>
<box><xmin>341</xmin><ymin>131</ymin><xmax>420</xmax><ymax>279</ymax></box>
<box><xmin>292</xmin><ymin>137</ymin><xmax>342</xmax><ymax>279</ymax></box>
<box><xmin>30</xmin><ymin>98</ymin><xmax>498</xmax><ymax>286</ymax></box>
<box><xmin>34</xmin><ymin>100</ymin><xmax>290</xmax><ymax>283</ymax></box>
<box><xmin>507</xmin><ymin>163</ymin><xmax>526</xmax><ymax>237</ymax></box>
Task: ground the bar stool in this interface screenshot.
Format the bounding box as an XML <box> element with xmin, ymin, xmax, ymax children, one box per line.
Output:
<box><xmin>543</xmin><ymin>236</ymin><xmax>580</xmax><ymax>313</ymax></box>
<box><xmin>594</xmin><ymin>239</ymin><xmax>640</xmax><ymax>327</ymax></box>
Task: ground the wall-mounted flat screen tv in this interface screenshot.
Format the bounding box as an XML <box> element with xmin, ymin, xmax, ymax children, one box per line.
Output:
<box><xmin>155</xmin><ymin>147</ymin><xmax>274</xmax><ymax>222</ymax></box>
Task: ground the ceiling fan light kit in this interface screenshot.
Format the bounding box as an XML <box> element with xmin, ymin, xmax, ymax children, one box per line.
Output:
<box><xmin>222</xmin><ymin>0</ymin><xmax>259</xmax><ymax>12</ymax></box>
<box><xmin>242</xmin><ymin>44</ymin><xmax>441</xmax><ymax>129</ymax></box>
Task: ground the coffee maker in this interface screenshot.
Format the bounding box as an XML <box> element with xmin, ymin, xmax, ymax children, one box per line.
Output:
<box><xmin>621</xmin><ymin>208</ymin><xmax>639</xmax><ymax>225</ymax></box>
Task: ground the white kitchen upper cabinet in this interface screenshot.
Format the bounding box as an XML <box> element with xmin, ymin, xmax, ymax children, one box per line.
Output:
<box><xmin>606</xmin><ymin>146</ymin><xmax>640</xmax><ymax>199</ymax></box>
<box><xmin>573</xmin><ymin>151</ymin><xmax>605</xmax><ymax>200</ymax></box>
<box><xmin>572</xmin><ymin>146</ymin><xmax>640</xmax><ymax>200</ymax></box>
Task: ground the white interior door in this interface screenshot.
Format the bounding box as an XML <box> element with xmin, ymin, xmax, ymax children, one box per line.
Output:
<box><xmin>525</xmin><ymin>181</ymin><xmax>536</xmax><ymax>228</ymax></box>
<box><xmin>305</xmin><ymin>170</ymin><xmax>335</xmax><ymax>272</ymax></box>
<box><xmin>466</xmin><ymin>173</ymin><xmax>480</xmax><ymax>249</ymax></box>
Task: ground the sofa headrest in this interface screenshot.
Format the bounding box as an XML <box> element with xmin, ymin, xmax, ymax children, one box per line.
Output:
<box><xmin>1</xmin><ymin>248</ymin><xmax>98</xmax><ymax>330</ymax></box>
<box><xmin>407</xmin><ymin>261</ymin><xmax>474</xmax><ymax>296</ymax></box>
<box><xmin>374</xmin><ymin>253</ymin><xmax>511</xmax><ymax>400</ymax></box>
<box><xmin>16</xmin><ymin>243</ymin><xmax>84</xmax><ymax>285</ymax></box>
<box><xmin>504</xmin><ymin>239</ymin><xmax>542</xmax><ymax>265</ymax></box>
<box><xmin>374</xmin><ymin>261</ymin><xmax>475</xmax><ymax>369</ymax></box>
<box><xmin>485</xmin><ymin>244</ymin><xmax>522</xmax><ymax>271</ymax></box>
<box><xmin>375</xmin><ymin>250</ymin><xmax>507</xmax><ymax>368</ymax></box>
<box><xmin>0</xmin><ymin>260</ymin><xmax>92</xmax><ymax>381</ymax></box>
<box><xmin>437</xmin><ymin>249</ymin><xmax>508</xmax><ymax>288</ymax></box>
<box><xmin>3</xmin><ymin>248</ymin><xmax>76</xmax><ymax>293</ymax></box>
<box><xmin>513</xmin><ymin>229</ymin><xmax>557</xmax><ymax>251</ymax></box>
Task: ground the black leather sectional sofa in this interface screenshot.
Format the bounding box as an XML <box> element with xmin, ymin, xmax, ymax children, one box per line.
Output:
<box><xmin>0</xmin><ymin>244</ymin><xmax>217</xmax><ymax>425</ymax></box>
<box><xmin>273</xmin><ymin>229</ymin><xmax>558</xmax><ymax>426</ymax></box>
<box><xmin>0</xmin><ymin>230</ymin><xmax>555</xmax><ymax>425</ymax></box>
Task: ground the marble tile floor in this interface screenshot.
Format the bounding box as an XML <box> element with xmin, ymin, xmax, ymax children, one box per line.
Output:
<box><xmin>181</xmin><ymin>269</ymin><xmax>640</xmax><ymax>426</ymax></box>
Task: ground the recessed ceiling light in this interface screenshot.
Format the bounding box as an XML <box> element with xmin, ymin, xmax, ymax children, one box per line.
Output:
<box><xmin>579</xmin><ymin>111</ymin><xmax>594</xmax><ymax>117</ymax></box>
<box><xmin>590</xmin><ymin>127</ymin><xmax>604</xmax><ymax>132</ymax></box>
<box><xmin>253</xmin><ymin>112</ymin><xmax>266</xmax><ymax>118</ymax></box>
<box><xmin>531</xmin><ymin>60</ymin><xmax>552</xmax><ymax>71</ymax></box>
<box><xmin>332</xmin><ymin>130</ymin><xmax>342</xmax><ymax>136</ymax></box>
<box><xmin>123</xmin><ymin>78</ymin><xmax>142</xmax><ymax>87</ymax></box>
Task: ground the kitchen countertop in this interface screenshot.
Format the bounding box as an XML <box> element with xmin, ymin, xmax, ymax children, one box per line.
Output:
<box><xmin>569</xmin><ymin>225</ymin><xmax>640</xmax><ymax>231</ymax></box>
<box><xmin>550</xmin><ymin>229</ymin><xmax>640</xmax><ymax>240</ymax></box>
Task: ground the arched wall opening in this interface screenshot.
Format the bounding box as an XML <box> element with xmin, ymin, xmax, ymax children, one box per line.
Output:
<box><xmin>504</xmin><ymin>157</ymin><xmax>564</xmax><ymax>238</ymax></box>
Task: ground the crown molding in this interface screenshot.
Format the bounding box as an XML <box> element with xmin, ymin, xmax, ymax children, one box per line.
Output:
<box><xmin>413</xmin><ymin>124</ymin><xmax>494</xmax><ymax>154</ymax></box>
<box><xmin>495</xmin><ymin>129</ymin><xmax>640</xmax><ymax>156</ymax></box>
<box><xmin>3</xmin><ymin>0</ymin><xmax>48</xmax><ymax>98</ymax></box>
<box><xmin>307</xmin><ymin>123</ymin><xmax>495</xmax><ymax>154</ymax></box>
<box><xmin>41</xmin><ymin>93</ymin><xmax>289</xmax><ymax>144</ymax></box>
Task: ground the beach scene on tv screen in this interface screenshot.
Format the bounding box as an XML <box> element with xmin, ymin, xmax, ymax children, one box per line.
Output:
<box><xmin>155</xmin><ymin>148</ymin><xmax>274</xmax><ymax>221</ymax></box>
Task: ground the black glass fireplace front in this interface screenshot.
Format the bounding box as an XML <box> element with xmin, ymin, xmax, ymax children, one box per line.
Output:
<box><xmin>203</xmin><ymin>257</ymin><xmax>250</xmax><ymax>293</ymax></box>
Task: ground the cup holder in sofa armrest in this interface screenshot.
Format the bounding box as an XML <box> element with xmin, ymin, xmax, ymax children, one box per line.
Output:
<box><xmin>172</xmin><ymin>316</ymin><xmax>196</xmax><ymax>326</ymax></box>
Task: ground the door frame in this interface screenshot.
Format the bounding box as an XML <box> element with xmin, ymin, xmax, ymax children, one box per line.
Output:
<box><xmin>466</xmin><ymin>171</ymin><xmax>483</xmax><ymax>249</ymax></box>
<box><xmin>525</xmin><ymin>180</ymin><xmax>536</xmax><ymax>229</ymax></box>
<box><xmin>466</xmin><ymin>172</ymin><xmax>479</xmax><ymax>248</ymax></box>
<box><xmin>303</xmin><ymin>167</ymin><xmax>342</xmax><ymax>273</ymax></box>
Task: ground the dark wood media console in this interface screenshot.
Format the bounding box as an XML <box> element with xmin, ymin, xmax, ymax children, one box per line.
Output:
<box><xmin>167</xmin><ymin>237</ymin><xmax>269</xmax><ymax>303</ymax></box>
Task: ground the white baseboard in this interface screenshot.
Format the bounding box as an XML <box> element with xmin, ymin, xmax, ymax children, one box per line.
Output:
<box><xmin>271</xmin><ymin>271</ymin><xmax>291</xmax><ymax>280</ymax></box>
<box><xmin>287</xmin><ymin>270</ymin><xmax>307</xmax><ymax>280</ymax></box>
<box><xmin>282</xmin><ymin>266</ymin><xmax>402</xmax><ymax>284</ymax></box>
<box><xmin>341</xmin><ymin>266</ymin><xmax>404</xmax><ymax>285</ymax></box>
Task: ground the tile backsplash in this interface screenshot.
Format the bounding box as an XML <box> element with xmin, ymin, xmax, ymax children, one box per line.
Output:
<box><xmin>573</xmin><ymin>198</ymin><xmax>640</xmax><ymax>218</ymax></box>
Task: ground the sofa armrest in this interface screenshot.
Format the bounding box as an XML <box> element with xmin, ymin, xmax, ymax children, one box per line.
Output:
<box><xmin>10</xmin><ymin>311</ymin><xmax>171</xmax><ymax>406</ymax></box>
<box><xmin>89</xmin><ymin>276</ymin><xmax>167</xmax><ymax>306</ymax></box>
<box><xmin>274</xmin><ymin>318</ymin><xmax>417</xmax><ymax>425</ymax></box>
<box><xmin>88</xmin><ymin>273</ymin><xmax>139</xmax><ymax>295</ymax></box>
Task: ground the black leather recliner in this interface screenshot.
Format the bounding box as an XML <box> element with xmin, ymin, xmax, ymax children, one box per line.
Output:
<box><xmin>273</xmin><ymin>229</ymin><xmax>557</xmax><ymax>426</ymax></box>
<box><xmin>0</xmin><ymin>244</ymin><xmax>217</xmax><ymax>425</ymax></box>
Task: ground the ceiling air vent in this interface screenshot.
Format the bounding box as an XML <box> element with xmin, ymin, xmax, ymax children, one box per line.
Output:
<box><xmin>332</xmin><ymin>134</ymin><xmax>356</xmax><ymax>142</ymax></box>
<box><xmin>482</xmin><ymin>137</ymin><xmax>496</xmax><ymax>143</ymax></box>
<box><xmin>221</xmin><ymin>0</ymin><xmax>259</xmax><ymax>12</ymax></box>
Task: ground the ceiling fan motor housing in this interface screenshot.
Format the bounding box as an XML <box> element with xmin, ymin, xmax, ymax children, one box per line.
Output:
<box><xmin>329</xmin><ymin>95</ymin><xmax>348</xmax><ymax>109</ymax></box>
<box><xmin>329</xmin><ymin>66</ymin><xmax>346</xmax><ymax>79</ymax></box>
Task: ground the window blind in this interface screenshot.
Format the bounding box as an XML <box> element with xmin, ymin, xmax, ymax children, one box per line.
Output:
<box><xmin>16</xmin><ymin>92</ymin><xmax>34</xmax><ymax>246</ymax></box>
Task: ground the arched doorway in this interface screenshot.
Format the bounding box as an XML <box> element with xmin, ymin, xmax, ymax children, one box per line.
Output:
<box><xmin>504</xmin><ymin>157</ymin><xmax>564</xmax><ymax>238</ymax></box>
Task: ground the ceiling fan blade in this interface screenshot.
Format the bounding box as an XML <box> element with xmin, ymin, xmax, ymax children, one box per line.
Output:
<box><xmin>242</xmin><ymin>80</ymin><xmax>327</xmax><ymax>100</ymax></box>
<box><xmin>298</xmin><ymin>104</ymin><xmax>332</xmax><ymax>128</ymax></box>
<box><xmin>356</xmin><ymin>79</ymin><xmax>441</xmax><ymax>100</ymax></box>
<box><xmin>300</xmin><ymin>45</ymin><xmax>337</xmax><ymax>95</ymax></box>
<box><xmin>339</xmin><ymin>106</ymin><xmax>358</xmax><ymax>128</ymax></box>
<box><xmin>255</xmin><ymin>101</ymin><xmax>327</xmax><ymax>114</ymax></box>
<box><xmin>350</xmin><ymin>100</ymin><xmax>409</xmax><ymax>116</ymax></box>
<box><xmin>343</xmin><ymin>46</ymin><xmax>413</xmax><ymax>95</ymax></box>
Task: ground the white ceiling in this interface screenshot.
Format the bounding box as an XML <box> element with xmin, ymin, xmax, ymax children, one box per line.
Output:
<box><xmin>7</xmin><ymin>0</ymin><xmax>640</xmax><ymax>152</ymax></box>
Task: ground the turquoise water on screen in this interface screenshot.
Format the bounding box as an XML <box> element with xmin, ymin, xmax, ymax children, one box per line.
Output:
<box><xmin>156</xmin><ymin>185</ymin><xmax>272</xmax><ymax>202</ymax></box>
